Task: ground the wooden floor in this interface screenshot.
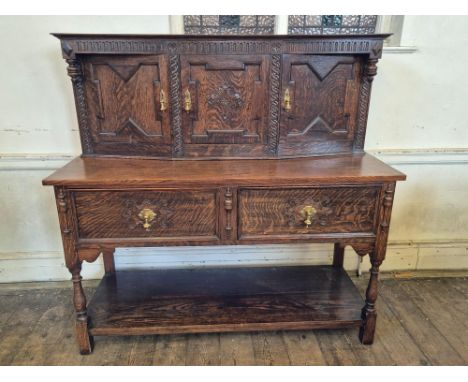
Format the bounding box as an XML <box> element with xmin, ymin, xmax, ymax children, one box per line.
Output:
<box><xmin>0</xmin><ymin>272</ymin><xmax>466</xmax><ymax>366</ymax></box>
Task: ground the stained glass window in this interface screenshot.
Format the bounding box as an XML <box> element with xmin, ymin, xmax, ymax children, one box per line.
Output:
<box><xmin>288</xmin><ymin>15</ymin><xmax>378</xmax><ymax>35</ymax></box>
<box><xmin>184</xmin><ymin>15</ymin><xmax>275</xmax><ymax>35</ymax></box>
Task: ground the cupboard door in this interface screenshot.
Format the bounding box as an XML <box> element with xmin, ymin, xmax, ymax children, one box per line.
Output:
<box><xmin>180</xmin><ymin>55</ymin><xmax>270</xmax><ymax>157</ymax></box>
<box><xmin>278</xmin><ymin>54</ymin><xmax>362</xmax><ymax>156</ymax></box>
<box><xmin>83</xmin><ymin>55</ymin><xmax>172</xmax><ymax>157</ymax></box>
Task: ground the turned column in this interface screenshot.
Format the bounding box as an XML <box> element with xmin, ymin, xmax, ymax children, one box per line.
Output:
<box><xmin>359</xmin><ymin>182</ymin><xmax>396</xmax><ymax>344</ymax></box>
<box><xmin>359</xmin><ymin>254</ymin><xmax>381</xmax><ymax>344</ymax></box>
<box><xmin>54</xmin><ymin>186</ymin><xmax>93</xmax><ymax>354</ymax></box>
<box><xmin>70</xmin><ymin>262</ymin><xmax>93</xmax><ymax>354</ymax></box>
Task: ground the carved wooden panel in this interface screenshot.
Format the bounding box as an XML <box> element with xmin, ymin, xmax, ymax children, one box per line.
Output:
<box><xmin>82</xmin><ymin>55</ymin><xmax>172</xmax><ymax>156</ymax></box>
<box><xmin>180</xmin><ymin>55</ymin><xmax>271</xmax><ymax>157</ymax></box>
<box><xmin>278</xmin><ymin>55</ymin><xmax>361</xmax><ymax>156</ymax></box>
<box><xmin>238</xmin><ymin>186</ymin><xmax>379</xmax><ymax>238</ymax></box>
<box><xmin>55</xmin><ymin>35</ymin><xmax>389</xmax><ymax>158</ymax></box>
<box><xmin>73</xmin><ymin>190</ymin><xmax>218</xmax><ymax>239</ymax></box>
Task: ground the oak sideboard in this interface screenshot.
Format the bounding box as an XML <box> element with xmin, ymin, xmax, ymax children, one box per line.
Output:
<box><xmin>43</xmin><ymin>33</ymin><xmax>406</xmax><ymax>354</ymax></box>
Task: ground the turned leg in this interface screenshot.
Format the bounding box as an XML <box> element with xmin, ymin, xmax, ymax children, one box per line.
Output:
<box><xmin>359</xmin><ymin>253</ymin><xmax>381</xmax><ymax>344</ymax></box>
<box><xmin>359</xmin><ymin>182</ymin><xmax>396</xmax><ymax>344</ymax></box>
<box><xmin>102</xmin><ymin>248</ymin><xmax>116</xmax><ymax>275</ymax></box>
<box><xmin>70</xmin><ymin>262</ymin><xmax>93</xmax><ymax>354</ymax></box>
<box><xmin>333</xmin><ymin>243</ymin><xmax>345</xmax><ymax>268</ymax></box>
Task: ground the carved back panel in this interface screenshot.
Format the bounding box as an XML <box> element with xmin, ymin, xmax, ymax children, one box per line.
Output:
<box><xmin>278</xmin><ymin>54</ymin><xmax>362</xmax><ymax>156</ymax></box>
<box><xmin>82</xmin><ymin>55</ymin><xmax>172</xmax><ymax>157</ymax></box>
<box><xmin>55</xmin><ymin>34</ymin><xmax>388</xmax><ymax>158</ymax></box>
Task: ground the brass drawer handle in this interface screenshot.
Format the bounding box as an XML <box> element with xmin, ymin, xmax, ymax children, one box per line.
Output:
<box><xmin>283</xmin><ymin>88</ymin><xmax>291</xmax><ymax>112</ymax></box>
<box><xmin>160</xmin><ymin>89</ymin><xmax>167</xmax><ymax>112</ymax></box>
<box><xmin>138</xmin><ymin>208</ymin><xmax>156</xmax><ymax>231</ymax></box>
<box><xmin>184</xmin><ymin>88</ymin><xmax>192</xmax><ymax>112</ymax></box>
<box><xmin>300</xmin><ymin>205</ymin><xmax>316</xmax><ymax>228</ymax></box>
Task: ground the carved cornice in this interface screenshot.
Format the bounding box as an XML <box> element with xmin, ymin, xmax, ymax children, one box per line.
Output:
<box><xmin>58</xmin><ymin>37</ymin><xmax>386</xmax><ymax>59</ymax></box>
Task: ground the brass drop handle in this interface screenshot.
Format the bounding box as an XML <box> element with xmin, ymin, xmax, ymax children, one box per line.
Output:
<box><xmin>138</xmin><ymin>208</ymin><xmax>156</xmax><ymax>231</ymax></box>
<box><xmin>300</xmin><ymin>205</ymin><xmax>316</xmax><ymax>228</ymax></box>
<box><xmin>160</xmin><ymin>89</ymin><xmax>167</xmax><ymax>112</ymax></box>
<box><xmin>184</xmin><ymin>88</ymin><xmax>192</xmax><ymax>112</ymax></box>
<box><xmin>283</xmin><ymin>88</ymin><xmax>292</xmax><ymax>112</ymax></box>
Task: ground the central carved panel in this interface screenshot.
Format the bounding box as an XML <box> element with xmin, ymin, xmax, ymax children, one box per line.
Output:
<box><xmin>181</xmin><ymin>55</ymin><xmax>269</xmax><ymax>146</ymax></box>
<box><xmin>207</xmin><ymin>85</ymin><xmax>244</xmax><ymax>123</ymax></box>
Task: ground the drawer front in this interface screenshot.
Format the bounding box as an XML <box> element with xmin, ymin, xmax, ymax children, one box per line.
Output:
<box><xmin>239</xmin><ymin>187</ymin><xmax>379</xmax><ymax>237</ymax></box>
<box><xmin>74</xmin><ymin>190</ymin><xmax>218</xmax><ymax>239</ymax></box>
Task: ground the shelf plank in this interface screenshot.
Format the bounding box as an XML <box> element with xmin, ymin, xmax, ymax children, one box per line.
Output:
<box><xmin>87</xmin><ymin>266</ymin><xmax>363</xmax><ymax>336</ymax></box>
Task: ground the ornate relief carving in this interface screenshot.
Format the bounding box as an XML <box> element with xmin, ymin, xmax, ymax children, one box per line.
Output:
<box><xmin>60</xmin><ymin>38</ymin><xmax>384</xmax><ymax>57</ymax></box>
<box><xmin>57</xmin><ymin>187</ymin><xmax>68</xmax><ymax>214</ymax></box>
<box><xmin>57</xmin><ymin>188</ymin><xmax>72</xmax><ymax>237</ymax></box>
<box><xmin>375</xmin><ymin>183</ymin><xmax>396</xmax><ymax>263</ymax></box>
<box><xmin>267</xmin><ymin>54</ymin><xmax>281</xmax><ymax>154</ymax></box>
<box><xmin>55</xmin><ymin>187</ymin><xmax>79</xmax><ymax>271</ymax></box>
<box><xmin>169</xmin><ymin>55</ymin><xmax>183</xmax><ymax>156</ymax></box>
<box><xmin>66</xmin><ymin>59</ymin><xmax>93</xmax><ymax>154</ymax></box>
<box><xmin>354</xmin><ymin>58</ymin><xmax>378</xmax><ymax>150</ymax></box>
<box><xmin>207</xmin><ymin>85</ymin><xmax>244</xmax><ymax>123</ymax></box>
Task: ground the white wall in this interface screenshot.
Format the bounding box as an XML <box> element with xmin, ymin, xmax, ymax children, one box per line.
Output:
<box><xmin>0</xmin><ymin>16</ymin><xmax>467</xmax><ymax>282</ymax></box>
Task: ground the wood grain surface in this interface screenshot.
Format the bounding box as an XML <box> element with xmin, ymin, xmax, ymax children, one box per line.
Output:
<box><xmin>43</xmin><ymin>153</ymin><xmax>405</xmax><ymax>188</ymax></box>
<box><xmin>74</xmin><ymin>190</ymin><xmax>218</xmax><ymax>239</ymax></box>
<box><xmin>1</xmin><ymin>274</ymin><xmax>465</xmax><ymax>365</ymax></box>
<box><xmin>239</xmin><ymin>186</ymin><xmax>379</xmax><ymax>236</ymax></box>
<box><xmin>86</xmin><ymin>266</ymin><xmax>363</xmax><ymax>336</ymax></box>
<box><xmin>279</xmin><ymin>54</ymin><xmax>361</xmax><ymax>156</ymax></box>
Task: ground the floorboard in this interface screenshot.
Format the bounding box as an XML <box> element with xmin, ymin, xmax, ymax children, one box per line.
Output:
<box><xmin>0</xmin><ymin>273</ymin><xmax>466</xmax><ymax>366</ymax></box>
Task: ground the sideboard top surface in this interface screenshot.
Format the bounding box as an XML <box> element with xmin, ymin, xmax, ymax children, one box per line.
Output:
<box><xmin>43</xmin><ymin>153</ymin><xmax>406</xmax><ymax>188</ymax></box>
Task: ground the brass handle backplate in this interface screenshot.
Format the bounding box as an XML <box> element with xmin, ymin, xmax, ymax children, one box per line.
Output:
<box><xmin>138</xmin><ymin>208</ymin><xmax>156</xmax><ymax>231</ymax></box>
<box><xmin>300</xmin><ymin>205</ymin><xmax>316</xmax><ymax>228</ymax></box>
<box><xmin>184</xmin><ymin>89</ymin><xmax>192</xmax><ymax>112</ymax></box>
<box><xmin>160</xmin><ymin>89</ymin><xmax>167</xmax><ymax>112</ymax></box>
<box><xmin>283</xmin><ymin>88</ymin><xmax>291</xmax><ymax>112</ymax></box>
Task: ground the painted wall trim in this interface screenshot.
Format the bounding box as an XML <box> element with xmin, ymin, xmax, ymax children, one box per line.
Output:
<box><xmin>383</xmin><ymin>46</ymin><xmax>418</xmax><ymax>54</ymax></box>
<box><xmin>1</xmin><ymin>149</ymin><xmax>468</xmax><ymax>171</ymax></box>
<box><xmin>368</xmin><ymin>148</ymin><xmax>468</xmax><ymax>165</ymax></box>
<box><xmin>0</xmin><ymin>240</ymin><xmax>466</xmax><ymax>283</ymax></box>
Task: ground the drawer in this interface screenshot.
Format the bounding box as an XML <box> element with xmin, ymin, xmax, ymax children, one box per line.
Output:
<box><xmin>238</xmin><ymin>187</ymin><xmax>380</xmax><ymax>238</ymax></box>
<box><xmin>73</xmin><ymin>190</ymin><xmax>218</xmax><ymax>240</ymax></box>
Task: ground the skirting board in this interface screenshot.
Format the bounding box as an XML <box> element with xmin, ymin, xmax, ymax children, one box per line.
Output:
<box><xmin>0</xmin><ymin>241</ymin><xmax>467</xmax><ymax>283</ymax></box>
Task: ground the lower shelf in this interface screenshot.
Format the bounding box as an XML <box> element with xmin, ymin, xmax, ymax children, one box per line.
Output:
<box><xmin>87</xmin><ymin>265</ymin><xmax>364</xmax><ymax>336</ymax></box>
